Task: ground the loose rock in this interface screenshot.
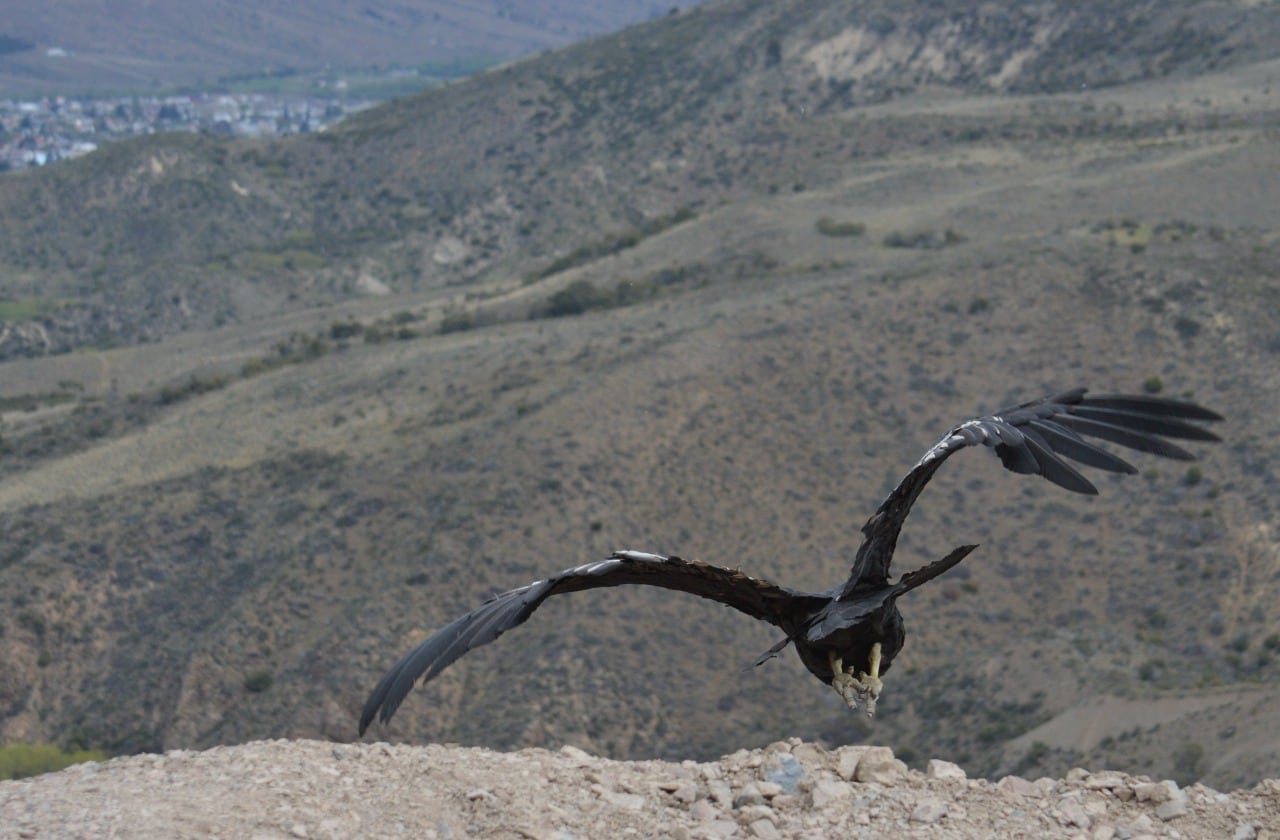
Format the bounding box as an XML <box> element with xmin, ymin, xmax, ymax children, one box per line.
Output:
<box><xmin>910</xmin><ymin>799</ymin><xmax>948</xmax><ymax>824</ymax></box>
<box><xmin>852</xmin><ymin>747</ymin><xmax>907</xmax><ymax>784</ymax></box>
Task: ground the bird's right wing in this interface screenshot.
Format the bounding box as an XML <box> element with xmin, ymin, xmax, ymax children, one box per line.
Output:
<box><xmin>359</xmin><ymin>550</ymin><xmax>815</xmax><ymax>734</ymax></box>
<box><xmin>846</xmin><ymin>388</ymin><xmax>1223</xmax><ymax>589</ymax></box>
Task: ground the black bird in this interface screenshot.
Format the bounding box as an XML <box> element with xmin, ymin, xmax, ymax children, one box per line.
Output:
<box><xmin>359</xmin><ymin>388</ymin><xmax>1222</xmax><ymax>734</ymax></box>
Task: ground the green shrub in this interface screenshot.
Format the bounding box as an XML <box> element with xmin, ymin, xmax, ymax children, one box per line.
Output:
<box><xmin>0</xmin><ymin>743</ymin><xmax>107</xmax><ymax>780</ymax></box>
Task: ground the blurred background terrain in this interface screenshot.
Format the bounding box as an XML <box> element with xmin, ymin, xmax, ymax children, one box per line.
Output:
<box><xmin>0</xmin><ymin>0</ymin><xmax>1278</xmax><ymax>790</ymax></box>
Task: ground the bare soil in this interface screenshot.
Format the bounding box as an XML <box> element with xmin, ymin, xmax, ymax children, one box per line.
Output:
<box><xmin>2</xmin><ymin>739</ymin><xmax>1276</xmax><ymax>839</ymax></box>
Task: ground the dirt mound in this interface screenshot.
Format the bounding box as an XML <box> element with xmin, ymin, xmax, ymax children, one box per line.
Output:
<box><xmin>2</xmin><ymin>739</ymin><xmax>1276</xmax><ymax>838</ymax></box>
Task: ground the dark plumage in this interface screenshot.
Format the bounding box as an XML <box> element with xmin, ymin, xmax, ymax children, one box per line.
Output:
<box><xmin>359</xmin><ymin>388</ymin><xmax>1222</xmax><ymax>734</ymax></box>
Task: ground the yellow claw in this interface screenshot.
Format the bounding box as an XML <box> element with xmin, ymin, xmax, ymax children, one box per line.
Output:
<box><xmin>828</xmin><ymin>644</ymin><xmax>884</xmax><ymax>718</ymax></box>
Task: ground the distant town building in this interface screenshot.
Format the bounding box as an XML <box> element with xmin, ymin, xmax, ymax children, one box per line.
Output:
<box><xmin>0</xmin><ymin>91</ymin><xmax>373</xmax><ymax>171</ymax></box>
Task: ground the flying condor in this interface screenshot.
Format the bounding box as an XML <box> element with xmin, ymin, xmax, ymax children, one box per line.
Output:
<box><xmin>359</xmin><ymin>387</ymin><xmax>1222</xmax><ymax>734</ymax></box>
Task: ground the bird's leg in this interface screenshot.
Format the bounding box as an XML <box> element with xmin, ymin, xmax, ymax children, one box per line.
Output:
<box><xmin>859</xmin><ymin>643</ymin><xmax>883</xmax><ymax>718</ymax></box>
<box><xmin>828</xmin><ymin>644</ymin><xmax>884</xmax><ymax>718</ymax></box>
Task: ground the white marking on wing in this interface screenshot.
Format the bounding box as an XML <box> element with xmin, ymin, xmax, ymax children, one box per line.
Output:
<box><xmin>612</xmin><ymin>550</ymin><xmax>667</xmax><ymax>563</ymax></box>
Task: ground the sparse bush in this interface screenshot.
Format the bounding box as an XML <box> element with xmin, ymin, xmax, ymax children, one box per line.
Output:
<box><xmin>1174</xmin><ymin>316</ymin><xmax>1202</xmax><ymax>340</ymax></box>
<box><xmin>329</xmin><ymin>320</ymin><xmax>362</xmax><ymax>340</ymax></box>
<box><xmin>533</xmin><ymin>207</ymin><xmax>697</xmax><ymax>279</ymax></box>
<box><xmin>882</xmin><ymin>229</ymin><xmax>964</xmax><ymax>250</ymax></box>
<box><xmin>440</xmin><ymin>310</ymin><xmax>474</xmax><ymax>334</ymax></box>
<box><xmin>1183</xmin><ymin>466</ymin><xmax>1203</xmax><ymax>486</ymax></box>
<box><xmin>16</xmin><ymin>609</ymin><xmax>46</xmax><ymax>638</ymax></box>
<box><xmin>815</xmin><ymin>217</ymin><xmax>865</xmax><ymax>237</ymax></box>
<box><xmin>544</xmin><ymin>280</ymin><xmax>615</xmax><ymax>317</ymax></box>
<box><xmin>244</xmin><ymin>670</ymin><xmax>274</xmax><ymax>693</ymax></box>
<box><xmin>1172</xmin><ymin>741</ymin><xmax>1205</xmax><ymax>784</ymax></box>
<box><xmin>1143</xmin><ymin>376</ymin><xmax>1164</xmax><ymax>394</ymax></box>
<box><xmin>157</xmin><ymin>374</ymin><xmax>229</xmax><ymax>405</ymax></box>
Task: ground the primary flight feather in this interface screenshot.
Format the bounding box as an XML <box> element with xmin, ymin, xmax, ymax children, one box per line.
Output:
<box><xmin>359</xmin><ymin>387</ymin><xmax>1222</xmax><ymax>734</ymax></box>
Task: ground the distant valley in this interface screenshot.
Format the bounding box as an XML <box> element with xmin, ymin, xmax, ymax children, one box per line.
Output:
<box><xmin>0</xmin><ymin>0</ymin><xmax>684</xmax><ymax>96</ymax></box>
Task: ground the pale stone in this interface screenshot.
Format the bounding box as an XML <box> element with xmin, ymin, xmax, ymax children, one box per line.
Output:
<box><xmin>1134</xmin><ymin>781</ymin><xmax>1176</xmax><ymax>803</ymax></box>
<box><xmin>997</xmin><ymin>776</ymin><xmax>1041</xmax><ymax>797</ymax></box>
<box><xmin>736</xmin><ymin>805</ymin><xmax>775</xmax><ymax>824</ymax></box>
<box><xmin>1083</xmin><ymin>772</ymin><xmax>1126</xmax><ymax>790</ymax></box>
<box><xmin>602</xmin><ymin>790</ymin><xmax>646</xmax><ymax>811</ymax></box>
<box><xmin>708</xmin><ymin>780</ymin><xmax>733</xmax><ymax>808</ymax></box>
<box><xmin>668</xmin><ymin>782</ymin><xmax>698</xmax><ymax>804</ymax></box>
<box><xmin>689</xmin><ymin>800</ymin><xmax>720</xmax><ymax>822</ymax></box>
<box><xmin>755</xmin><ymin>782</ymin><xmax>783</xmax><ymax>799</ymax></box>
<box><xmin>789</xmin><ymin>743</ymin><xmax>828</xmax><ymax>769</ymax></box>
<box><xmin>852</xmin><ymin>747</ymin><xmax>907</xmax><ymax>784</ymax></box>
<box><xmin>909</xmin><ymin>799</ymin><xmax>948</xmax><ymax>824</ymax></box>
<box><xmin>733</xmin><ymin>783</ymin><xmax>765</xmax><ymax>807</ymax></box>
<box><xmin>811</xmin><ymin>779</ymin><xmax>854</xmax><ymax>809</ymax></box>
<box><xmin>1056</xmin><ymin>798</ymin><xmax>1092</xmax><ymax>829</ymax></box>
<box><xmin>835</xmin><ymin>746</ymin><xmax>872</xmax><ymax>781</ymax></box>
<box><xmin>926</xmin><ymin>759</ymin><xmax>966</xmax><ymax>781</ymax></box>
<box><xmin>1155</xmin><ymin>790</ymin><xmax>1188</xmax><ymax>821</ymax></box>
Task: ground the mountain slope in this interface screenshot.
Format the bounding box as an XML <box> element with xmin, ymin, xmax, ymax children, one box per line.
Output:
<box><xmin>1</xmin><ymin>0</ymin><xmax>1278</xmax><ymax>356</ymax></box>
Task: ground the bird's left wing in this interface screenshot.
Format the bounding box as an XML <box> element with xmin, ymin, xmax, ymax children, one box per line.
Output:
<box><xmin>359</xmin><ymin>550</ymin><xmax>813</xmax><ymax>734</ymax></box>
<box><xmin>846</xmin><ymin>388</ymin><xmax>1222</xmax><ymax>589</ymax></box>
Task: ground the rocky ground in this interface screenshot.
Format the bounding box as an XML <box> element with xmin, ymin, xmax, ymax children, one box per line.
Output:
<box><xmin>0</xmin><ymin>739</ymin><xmax>1275</xmax><ymax>839</ymax></box>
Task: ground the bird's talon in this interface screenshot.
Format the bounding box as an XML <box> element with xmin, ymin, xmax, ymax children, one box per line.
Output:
<box><xmin>828</xmin><ymin>646</ymin><xmax>883</xmax><ymax>716</ymax></box>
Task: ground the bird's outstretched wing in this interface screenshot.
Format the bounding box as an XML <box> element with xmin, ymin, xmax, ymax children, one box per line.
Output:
<box><xmin>359</xmin><ymin>550</ymin><xmax>815</xmax><ymax>734</ymax></box>
<box><xmin>845</xmin><ymin>388</ymin><xmax>1223</xmax><ymax>589</ymax></box>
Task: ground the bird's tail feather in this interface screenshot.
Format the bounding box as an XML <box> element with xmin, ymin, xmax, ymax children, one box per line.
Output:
<box><xmin>747</xmin><ymin>634</ymin><xmax>793</xmax><ymax>670</ymax></box>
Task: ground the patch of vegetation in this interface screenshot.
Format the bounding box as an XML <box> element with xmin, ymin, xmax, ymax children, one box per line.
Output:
<box><xmin>1174</xmin><ymin>316</ymin><xmax>1202</xmax><ymax>340</ymax></box>
<box><xmin>1171</xmin><ymin>741</ymin><xmax>1205</xmax><ymax>785</ymax></box>
<box><xmin>815</xmin><ymin>217</ymin><xmax>866</xmax><ymax>237</ymax></box>
<box><xmin>883</xmin><ymin>228</ymin><xmax>966</xmax><ymax>250</ymax></box>
<box><xmin>0</xmin><ymin>298</ymin><xmax>55</xmax><ymax>322</ymax></box>
<box><xmin>243</xmin><ymin>670</ymin><xmax>274</xmax><ymax>693</ymax></box>
<box><xmin>0</xmin><ymin>743</ymin><xmax>106</xmax><ymax>780</ymax></box>
<box><xmin>530</xmin><ymin>206</ymin><xmax>697</xmax><ymax>280</ymax></box>
<box><xmin>1142</xmin><ymin>376</ymin><xmax>1164</xmax><ymax>394</ymax></box>
<box><xmin>542</xmin><ymin>280</ymin><xmax>620</xmax><ymax>317</ymax></box>
<box><xmin>440</xmin><ymin>309</ymin><xmax>475</xmax><ymax>334</ymax></box>
<box><xmin>241</xmin><ymin>332</ymin><xmax>331</xmax><ymax>378</ymax></box>
<box><xmin>0</xmin><ymin>389</ymin><xmax>78</xmax><ymax>413</ymax></box>
<box><xmin>244</xmin><ymin>249</ymin><xmax>328</xmax><ymax>273</ymax></box>
<box><xmin>157</xmin><ymin>374</ymin><xmax>231</xmax><ymax>406</ymax></box>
